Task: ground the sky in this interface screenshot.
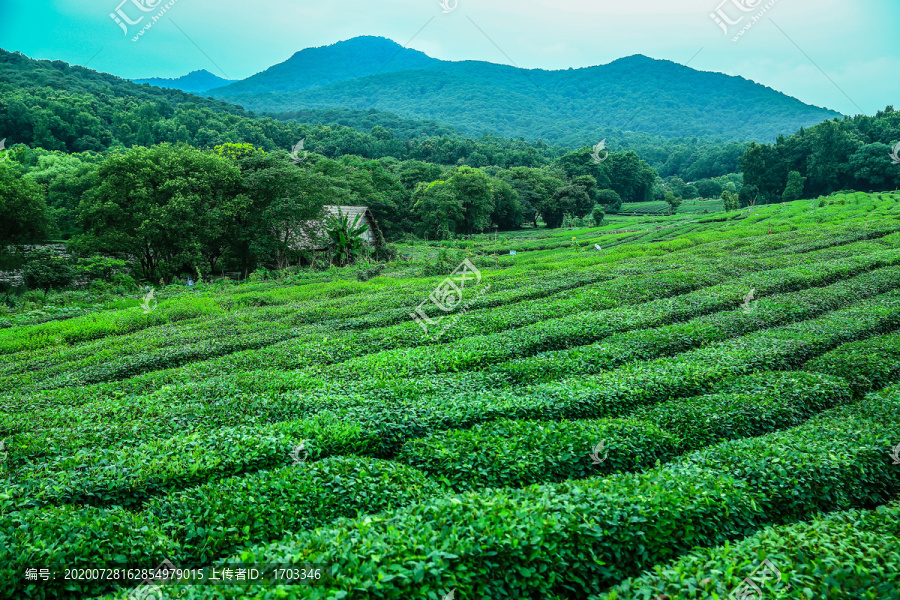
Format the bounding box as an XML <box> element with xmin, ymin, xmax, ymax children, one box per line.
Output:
<box><xmin>0</xmin><ymin>0</ymin><xmax>897</xmax><ymax>116</ymax></box>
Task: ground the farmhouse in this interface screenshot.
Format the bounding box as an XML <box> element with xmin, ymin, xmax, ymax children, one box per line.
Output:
<box><xmin>292</xmin><ymin>205</ymin><xmax>381</xmax><ymax>250</ymax></box>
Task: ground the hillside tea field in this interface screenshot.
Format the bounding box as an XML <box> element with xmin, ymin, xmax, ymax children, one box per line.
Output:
<box><xmin>4</xmin><ymin>194</ymin><xmax>900</xmax><ymax>600</ymax></box>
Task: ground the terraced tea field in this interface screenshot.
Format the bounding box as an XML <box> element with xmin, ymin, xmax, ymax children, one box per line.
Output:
<box><xmin>4</xmin><ymin>194</ymin><xmax>900</xmax><ymax>599</ymax></box>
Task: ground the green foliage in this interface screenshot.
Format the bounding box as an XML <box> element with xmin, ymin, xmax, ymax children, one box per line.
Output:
<box><xmin>782</xmin><ymin>169</ymin><xmax>806</xmax><ymax>201</ymax></box>
<box><xmin>721</xmin><ymin>189</ymin><xmax>739</xmax><ymax>211</ymax></box>
<box><xmin>398</xmin><ymin>418</ymin><xmax>678</xmax><ymax>490</ymax></box>
<box><xmin>664</xmin><ymin>191</ymin><xmax>682</xmax><ymax>214</ymax></box>
<box><xmin>148</xmin><ymin>457</ymin><xmax>442</xmax><ymax>564</ymax></box>
<box><xmin>5</xmin><ymin>196</ymin><xmax>900</xmax><ymax>600</ymax></box>
<box><xmin>0</xmin><ymin>505</ymin><xmax>176</xmax><ymax>600</ymax></box>
<box><xmin>804</xmin><ymin>330</ymin><xmax>900</xmax><ymax>396</ymax></box>
<box><xmin>740</xmin><ymin>108</ymin><xmax>900</xmax><ymax>202</ymax></box>
<box><xmin>694</xmin><ymin>178</ymin><xmax>723</xmax><ymax>198</ymax></box>
<box><xmin>22</xmin><ymin>247</ymin><xmax>74</xmax><ymax>293</ymax></box>
<box><xmin>632</xmin><ymin>371</ymin><xmax>852</xmax><ymax>451</ymax></box>
<box><xmin>78</xmin><ymin>144</ymin><xmax>243</xmax><ymax>281</ymax></box>
<box><xmin>597</xmin><ymin>502</ymin><xmax>900</xmax><ymax>599</ymax></box>
<box><xmin>0</xmin><ymin>164</ymin><xmax>49</xmax><ymax>248</ymax></box>
<box><xmin>325</xmin><ymin>209</ymin><xmax>371</xmax><ymax>266</ymax></box>
<box><xmin>591</xmin><ymin>205</ymin><xmax>605</xmax><ymax>226</ymax></box>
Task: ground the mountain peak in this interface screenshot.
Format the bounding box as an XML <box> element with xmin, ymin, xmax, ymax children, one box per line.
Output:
<box><xmin>208</xmin><ymin>36</ymin><xmax>437</xmax><ymax>95</ymax></box>
<box><xmin>133</xmin><ymin>69</ymin><xmax>233</xmax><ymax>93</ymax></box>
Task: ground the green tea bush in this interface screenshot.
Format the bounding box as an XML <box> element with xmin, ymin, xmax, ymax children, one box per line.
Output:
<box><xmin>595</xmin><ymin>502</ymin><xmax>900</xmax><ymax>599</ymax></box>
<box><xmin>0</xmin><ymin>505</ymin><xmax>176</xmax><ymax>599</ymax></box>
<box><xmin>494</xmin><ymin>265</ymin><xmax>900</xmax><ymax>384</ymax></box>
<box><xmin>397</xmin><ymin>418</ymin><xmax>678</xmax><ymax>490</ymax></box>
<box><xmin>172</xmin><ymin>468</ymin><xmax>766</xmax><ymax>599</ymax></box>
<box><xmin>631</xmin><ymin>371</ymin><xmax>852</xmax><ymax>451</ymax></box>
<box><xmin>148</xmin><ymin>457</ymin><xmax>443</xmax><ymax>564</ymax></box>
<box><xmin>673</xmin><ymin>393</ymin><xmax>900</xmax><ymax>524</ymax></box>
<box><xmin>804</xmin><ymin>329</ymin><xmax>900</xmax><ymax>396</ymax></box>
<box><xmin>165</xmin><ymin>391</ymin><xmax>900</xmax><ymax>600</ymax></box>
<box><xmin>8</xmin><ymin>427</ymin><xmax>298</xmax><ymax>510</ymax></box>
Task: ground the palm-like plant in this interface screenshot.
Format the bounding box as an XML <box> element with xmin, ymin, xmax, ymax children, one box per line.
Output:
<box><xmin>325</xmin><ymin>209</ymin><xmax>370</xmax><ymax>266</ymax></box>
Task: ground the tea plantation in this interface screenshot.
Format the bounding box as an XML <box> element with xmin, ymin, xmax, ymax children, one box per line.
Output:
<box><xmin>4</xmin><ymin>194</ymin><xmax>900</xmax><ymax>599</ymax></box>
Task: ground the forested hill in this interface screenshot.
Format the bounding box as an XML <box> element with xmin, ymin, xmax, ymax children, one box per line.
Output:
<box><xmin>203</xmin><ymin>36</ymin><xmax>842</xmax><ymax>145</ymax></box>
<box><xmin>132</xmin><ymin>70</ymin><xmax>234</xmax><ymax>94</ymax></box>
<box><xmin>209</xmin><ymin>36</ymin><xmax>438</xmax><ymax>96</ymax></box>
<box><xmin>0</xmin><ymin>47</ymin><xmax>557</xmax><ymax>165</ymax></box>
<box><xmin>0</xmin><ymin>47</ymin><xmax>748</xmax><ymax>180</ymax></box>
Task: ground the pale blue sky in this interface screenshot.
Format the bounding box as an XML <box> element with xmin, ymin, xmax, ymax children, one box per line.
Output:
<box><xmin>1</xmin><ymin>0</ymin><xmax>897</xmax><ymax>116</ymax></box>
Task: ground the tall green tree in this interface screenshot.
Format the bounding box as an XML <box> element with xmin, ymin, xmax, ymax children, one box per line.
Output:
<box><xmin>782</xmin><ymin>171</ymin><xmax>806</xmax><ymax>202</ymax></box>
<box><xmin>448</xmin><ymin>167</ymin><xmax>495</xmax><ymax>235</ymax></box>
<box><xmin>78</xmin><ymin>143</ymin><xmax>242</xmax><ymax>281</ymax></box>
<box><xmin>489</xmin><ymin>179</ymin><xmax>523</xmax><ymax>230</ymax></box>
<box><xmin>0</xmin><ymin>163</ymin><xmax>49</xmax><ymax>251</ymax></box>
<box><xmin>412</xmin><ymin>180</ymin><xmax>463</xmax><ymax>239</ymax></box>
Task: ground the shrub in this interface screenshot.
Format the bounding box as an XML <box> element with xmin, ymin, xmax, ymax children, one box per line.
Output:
<box><xmin>632</xmin><ymin>371</ymin><xmax>851</xmax><ymax>451</ymax></box>
<box><xmin>356</xmin><ymin>263</ymin><xmax>385</xmax><ymax>282</ymax></box>
<box><xmin>397</xmin><ymin>418</ymin><xmax>678</xmax><ymax>490</ymax></box>
<box><xmin>173</xmin><ymin>468</ymin><xmax>765</xmax><ymax>599</ymax></box>
<box><xmin>7</xmin><ymin>427</ymin><xmax>298</xmax><ymax>510</ymax></box>
<box><xmin>148</xmin><ymin>457</ymin><xmax>443</xmax><ymax>564</ymax></box>
<box><xmin>673</xmin><ymin>393</ymin><xmax>900</xmax><ymax>524</ymax></box>
<box><xmin>23</xmin><ymin>247</ymin><xmax>74</xmax><ymax>293</ymax></box>
<box><xmin>0</xmin><ymin>505</ymin><xmax>176</xmax><ymax>599</ymax></box>
<box><xmin>804</xmin><ymin>330</ymin><xmax>900</xmax><ymax>396</ymax></box>
<box><xmin>596</xmin><ymin>502</ymin><xmax>900</xmax><ymax>599</ymax></box>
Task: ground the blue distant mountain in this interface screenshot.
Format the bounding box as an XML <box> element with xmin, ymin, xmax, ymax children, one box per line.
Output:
<box><xmin>133</xmin><ymin>70</ymin><xmax>234</xmax><ymax>94</ymax></box>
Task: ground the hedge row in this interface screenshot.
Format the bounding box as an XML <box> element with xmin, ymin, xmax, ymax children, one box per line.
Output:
<box><xmin>148</xmin><ymin>457</ymin><xmax>443</xmax><ymax>565</ymax></box>
<box><xmin>5</xmin><ymin>239</ymin><xmax>894</xmax><ymax>413</ymax></box>
<box><xmin>595</xmin><ymin>502</ymin><xmax>900</xmax><ymax>599</ymax></box>
<box><xmin>397</xmin><ymin>418</ymin><xmax>679</xmax><ymax>491</ymax></box>
<box><xmin>804</xmin><ymin>329</ymin><xmax>900</xmax><ymax>396</ymax></box>
<box><xmin>0</xmin><ymin>257</ymin><xmax>713</xmax><ymax>394</ymax></box>
<box><xmin>0</xmin><ymin>505</ymin><xmax>176</xmax><ymax>600</ymax></box>
<box><xmin>0</xmin><ymin>458</ymin><xmax>441</xmax><ymax>599</ymax></box>
<box><xmin>493</xmin><ymin>264</ymin><xmax>900</xmax><ymax>384</ymax></box>
<box><xmin>396</xmin><ymin>371</ymin><xmax>851</xmax><ymax>490</ymax></box>
<box><xmin>312</xmin><ymin>256</ymin><xmax>900</xmax><ymax>381</ymax></box>
<box><xmin>155</xmin><ymin>391</ymin><xmax>900</xmax><ymax>600</ymax></box>
<box><xmin>10</xmin><ymin>292</ymin><xmax>898</xmax><ymax>472</ymax></box>
<box><xmin>674</xmin><ymin>391</ymin><xmax>900</xmax><ymax>524</ymax></box>
<box><xmin>632</xmin><ymin>371</ymin><xmax>853</xmax><ymax>451</ymax></box>
<box><xmin>6</xmin><ymin>427</ymin><xmax>299</xmax><ymax>510</ymax></box>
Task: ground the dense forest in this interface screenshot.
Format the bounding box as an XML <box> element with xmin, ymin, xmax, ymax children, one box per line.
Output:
<box><xmin>740</xmin><ymin>108</ymin><xmax>900</xmax><ymax>203</ymax></box>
